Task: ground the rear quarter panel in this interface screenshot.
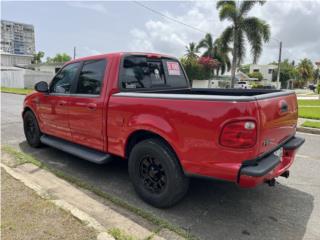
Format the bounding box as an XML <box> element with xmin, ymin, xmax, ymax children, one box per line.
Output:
<box><xmin>107</xmin><ymin>96</ymin><xmax>261</xmax><ymax>182</ymax></box>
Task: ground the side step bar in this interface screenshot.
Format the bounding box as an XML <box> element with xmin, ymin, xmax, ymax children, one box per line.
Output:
<box><xmin>40</xmin><ymin>135</ymin><xmax>113</xmax><ymax>164</ymax></box>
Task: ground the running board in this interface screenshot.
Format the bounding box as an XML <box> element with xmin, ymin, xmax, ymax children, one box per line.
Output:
<box><xmin>40</xmin><ymin>135</ymin><xmax>113</xmax><ymax>164</ymax></box>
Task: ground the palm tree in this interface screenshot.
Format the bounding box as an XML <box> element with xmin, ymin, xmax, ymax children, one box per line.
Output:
<box><xmin>185</xmin><ymin>42</ymin><xmax>199</xmax><ymax>60</ymax></box>
<box><xmin>197</xmin><ymin>33</ymin><xmax>231</xmax><ymax>76</ymax></box>
<box><xmin>213</xmin><ymin>38</ymin><xmax>231</xmax><ymax>75</ymax></box>
<box><xmin>217</xmin><ymin>0</ymin><xmax>270</xmax><ymax>87</ymax></box>
<box><xmin>198</xmin><ymin>33</ymin><xmax>215</xmax><ymax>58</ymax></box>
<box><xmin>297</xmin><ymin>58</ymin><xmax>314</xmax><ymax>83</ymax></box>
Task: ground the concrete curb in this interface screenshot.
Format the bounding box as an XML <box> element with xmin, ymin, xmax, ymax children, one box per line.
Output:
<box><xmin>297</xmin><ymin>127</ymin><xmax>320</xmax><ymax>135</ymax></box>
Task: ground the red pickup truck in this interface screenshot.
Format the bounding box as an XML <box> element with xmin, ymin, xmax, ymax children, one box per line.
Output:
<box><xmin>23</xmin><ymin>52</ymin><xmax>304</xmax><ymax>208</ymax></box>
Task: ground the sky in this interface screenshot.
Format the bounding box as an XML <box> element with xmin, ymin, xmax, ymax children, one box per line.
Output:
<box><xmin>2</xmin><ymin>0</ymin><xmax>320</xmax><ymax>66</ymax></box>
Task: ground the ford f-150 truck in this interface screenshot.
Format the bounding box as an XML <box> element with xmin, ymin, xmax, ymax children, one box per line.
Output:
<box><xmin>23</xmin><ymin>52</ymin><xmax>305</xmax><ymax>208</ymax></box>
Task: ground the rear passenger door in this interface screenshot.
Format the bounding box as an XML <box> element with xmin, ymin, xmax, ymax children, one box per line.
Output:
<box><xmin>68</xmin><ymin>59</ymin><xmax>107</xmax><ymax>151</ymax></box>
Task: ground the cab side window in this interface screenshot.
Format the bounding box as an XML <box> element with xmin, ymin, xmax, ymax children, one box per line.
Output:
<box><xmin>50</xmin><ymin>62</ymin><xmax>81</xmax><ymax>94</ymax></box>
<box><xmin>76</xmin><ymin>59</ymin><xmax>107</xmax><ymax>95</ymax></box>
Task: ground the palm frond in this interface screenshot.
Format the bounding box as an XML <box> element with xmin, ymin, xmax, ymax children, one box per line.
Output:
<box><xmin>220</xmin><ymin>26</ymin><xmax>234</xmax><ymax>50</ymax></box>
<box><xmin>216</xmin><ymin>0</ymin><xmax>236</xmax><ymax>9</ymax></box>
<box><xmin>239</xmin><ymin>0</ymin><xmax>265</xmax><ymax>16</ymax></box>
<box><xmin>243</xmin><ymin>17</ymin><xmax>270</xmax><ymax>63</ymax></box>
<box><xmin>236</xmin><ymin>30</ymin><xmax>245</xmax><ymax>66</ymax></box>
<box><xmin>219</xmin><ymin>4</ymin><xmax>238</xmax><ymax>21</ymax></box>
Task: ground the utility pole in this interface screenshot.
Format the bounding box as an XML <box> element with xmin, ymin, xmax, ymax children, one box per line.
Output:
<box><xmin>73</xmin><ymin>46</ymin><xmax>76</xmax><ymax>60</ymax></box>
<box><xmin>276</xmin><ymin>41</ymin><xmax>282</xmax><ymax>89</ymax></box>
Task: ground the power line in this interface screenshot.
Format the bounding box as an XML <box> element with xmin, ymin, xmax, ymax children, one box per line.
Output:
<box><xmin>133</xmin><ymin>1</ymin><xmax>207</xmax><ymax>34</ymax></box>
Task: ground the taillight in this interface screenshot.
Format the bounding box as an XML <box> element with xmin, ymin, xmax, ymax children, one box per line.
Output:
<box><xmin>219</xmin><ymin>121</ymin><xmax>257</xmax><ymax>148</ymax></box>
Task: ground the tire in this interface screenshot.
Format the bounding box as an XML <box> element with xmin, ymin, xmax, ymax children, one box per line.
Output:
<box><xmin>128</xmin><ymin>138</ymin><xmax>189</xmax><ymax>208</ymax></box>
<box><xmin>23</xmin><ymin>111</ymin><xmax>42</xmax><ymax>148</ymax></box>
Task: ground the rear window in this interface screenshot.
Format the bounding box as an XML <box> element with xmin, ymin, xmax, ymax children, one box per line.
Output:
<box><xmin>120</xmin><ymin>56</ymin><xmax>188</xmax><ymax>90</ymax></box>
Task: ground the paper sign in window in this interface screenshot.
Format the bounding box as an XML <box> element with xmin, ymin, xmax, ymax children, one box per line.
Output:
<box><xmin>167</xmin><ymin>62</ymin><xmax>180</xmax><ymax>75</ymax></box>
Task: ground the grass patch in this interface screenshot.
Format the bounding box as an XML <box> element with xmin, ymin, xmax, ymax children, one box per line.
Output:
<box><xmin>1</xmin><ymin>87</ymin><xmax>33</xmax><ymax>95</ymax></box>
<box><xmin>298</xmin><ymin>107</ymin><xmax>320</xmax><ymax>120</ymax></box>
<box><xmin>1</xmin><ymin>145</ymin><xmax>196</xmax><ymax>240</ymax></box>
<box><xmin>298</xmin><ymin>100</ymin><xmax>320</xmax><ymax>106</ymax></box>
<box><xmin>302</xmin><ymin>121</ymin><xmax>320</xmax><ymax>129</ymax></box>
<box><xmin>2</xmin><ymin>145</ymin><xmax>43</xmax><ymax>167</ymax></box>
<box><xmin>108</xmin><ymin>228</ymin><xmax>137</xmax><ymax>240</ymax></box>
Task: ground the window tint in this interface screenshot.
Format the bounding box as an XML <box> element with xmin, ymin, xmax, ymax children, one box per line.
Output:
<box><xmin>121</xmin><ymin>56</ymin><xmax>188</xmax><ymax>90</ymax></box>
<box><xmin>50</xmin><ymin>62</ymin><xmax>81</xmax><ymax>94</ymax></box>
<box><xmin>76</xmin><ymin>59</ymin><xmax>107</xmax><ymax>95</ymax></box>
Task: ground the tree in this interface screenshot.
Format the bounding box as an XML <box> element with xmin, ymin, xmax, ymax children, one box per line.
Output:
<box><xmin>185</xmin><ymin>42</ymin><xmax>199</xmax><ymax>60</ymax></box>
<box><xmin>32</xmin><ymin>51</ymin><xmax>45</xmax><ymax>64</ymax></box>
<box><xmin>46</xmin><ymin>53</ymin><xmax>71</xmax><ymax>63</ymax></box>
<box><xmin>197</xmin><ymin>33</ymin><xmax>231</xmax><ymax>76</ymax></box>
<box><xmin>248</xmin><ymin>72</ymin><xmax>263</xmax><ymax>81</ymax></box>
<box><xmin>216</xmin><ymin>0</ymin><xmax>270</xmax><ymax>87</ymax></box>
<box><xmin>180</xmin><ymin>57</ymin><xmax>211</xmax><ymax>82</ymax></box>
<box><xmin>271</xmin><ymin>59</ymin><xmax>298</xmax><ymax>88</ymax></box>
<box><xmin>239</xmin><ymin>64</ymin><xmax>250</xmax><ymax>74</ymax></box>
<box><xmin>297</xmin><ymin>58</ymin><xmax>314</xmax><ymax>83</ymax></box>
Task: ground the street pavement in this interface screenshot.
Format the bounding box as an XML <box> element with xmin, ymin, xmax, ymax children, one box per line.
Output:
<box><xmin>1</xmin><ymin>92</ymin><xmax>320</xmax><ymax>240</ymax></box>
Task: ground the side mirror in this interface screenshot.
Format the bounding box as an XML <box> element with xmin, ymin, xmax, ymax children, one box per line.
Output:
<box><xmin>35</xmin><ymin>81</ymin><xmax>49</xmax><ymax>93</ymax></box>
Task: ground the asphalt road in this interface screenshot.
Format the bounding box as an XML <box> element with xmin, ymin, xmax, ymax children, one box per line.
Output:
<box><xmin>2</xmin><ymin>92</ymin><xmax>320</xmax><ymax>240</ymax></box>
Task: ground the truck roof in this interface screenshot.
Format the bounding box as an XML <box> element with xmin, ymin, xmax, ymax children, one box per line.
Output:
<box><xmin>67</xmin><ymin>52</ymin><xmax>176</xmax><ymax>64</ymax></box>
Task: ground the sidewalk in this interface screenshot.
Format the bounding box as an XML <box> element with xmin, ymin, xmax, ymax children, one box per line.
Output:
<box><xmin>1</xmin><ymin>151</ymin><xmax>186</xmax><ymax>240</ymax></box>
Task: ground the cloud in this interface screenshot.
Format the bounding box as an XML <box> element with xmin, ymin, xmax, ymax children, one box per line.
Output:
<box><xmin>130</xmin><ymin>0</ymin><xmax>320</xmax><ymax>65</ymax></box>
<box><xmin>67</xmin><ymin>2</ymin><xmax>107</xmax><ymax>14</ymax></box>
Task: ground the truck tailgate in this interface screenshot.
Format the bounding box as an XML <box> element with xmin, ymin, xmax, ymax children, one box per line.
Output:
<box><xmin>256</xmin><ymin>93</ymin><xmax>298</xmax><ymax>155</ymax></box>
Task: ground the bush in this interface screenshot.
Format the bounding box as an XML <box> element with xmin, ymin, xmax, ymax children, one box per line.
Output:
<box><xmin>180</xmin><ymin>57</ymin><xmax>211</xmax><ymax>81</ymax></box>
<box><xmin>248</xmin><ymin>72</ymin><xmax>263</xmax><ymax>81</ymax></box>
<box><xmin>251</xmin><ymin>83</ymin><xmax>264</xmax><ymax>89</ymax></box>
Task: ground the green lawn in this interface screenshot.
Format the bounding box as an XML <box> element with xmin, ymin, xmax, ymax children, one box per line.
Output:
<box><xmin>1</xmin><ymin>87</ymin><xmax>33</xmax><ymax>95</ymax></box>
<box><xmin>302</xmin><ymin>121</ymin><xmax>320</xmax><ymax>129</ymax></box>
<box><xmin>298</xmin><ymin>100</ymin><xmax>320</xmax><ymax>106</ymax></box>
<box><xmin>298</xmin><ymin>107</ymin><xmax>320</xmax><ymax>120</ymax></box>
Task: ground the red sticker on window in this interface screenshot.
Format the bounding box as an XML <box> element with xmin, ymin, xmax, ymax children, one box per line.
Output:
<box><xmin>167</xmin><ymin>62</ymin><xmax>180</xmax><ymax>75</ymax></box>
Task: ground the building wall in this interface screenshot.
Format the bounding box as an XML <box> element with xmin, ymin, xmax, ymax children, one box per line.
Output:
<box><xmin>1</xmin><ymin>68</ymin><xmax>25</xmax><ymax>88</ymax></box>
<box><xmin>250</xmin><ymin>64</ymin><xmax>277</xmax><ymax>81</ymax></box>
<box><xmin>1</xmin><ymin>20</ymin><xmax>35</xmax><ymax>55</ymax></box>
<box><xmin>1</xmin><ymin>53</ymin><xmax>33</xmax><ymax>66</ymax></box>
<box><xmin>34</xmin><ymin>65</ymin><xmax>62</xmax><ymax>74</ymax></box>
<box><xmin>24</xmin><ymin>71</ymin><xmax>53</xmax><ymax>88</ymax></box>
<box><xmin>1</xmin><ymin>67</ymin><xmax>53</xmax><ymax>88</ymax></box>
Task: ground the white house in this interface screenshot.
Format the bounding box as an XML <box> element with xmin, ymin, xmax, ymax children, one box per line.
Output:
<box><xmin>249</xmin><ymin>64</ymin><xmax>277</xmax><ymax>81</ymax></box>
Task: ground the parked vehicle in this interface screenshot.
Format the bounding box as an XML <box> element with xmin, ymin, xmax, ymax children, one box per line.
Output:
<box><xmin>234</xmin><ymin>81</ymin><xmax>252</xmax><ymax>89</ymax></box>
<box><xmin>23</xmin><ymin>52</ymin><xmax>305</xmax><ymax>208</ymax></box>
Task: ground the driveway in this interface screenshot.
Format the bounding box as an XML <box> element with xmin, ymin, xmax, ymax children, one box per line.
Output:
<box><xmin>2</xmin><ymin>92</ymin><xmax>320</xmax><ymax>240</ymax></box>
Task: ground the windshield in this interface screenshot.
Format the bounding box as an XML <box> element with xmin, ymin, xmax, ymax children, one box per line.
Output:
<box><xmin>120</xmin><ymin>55</ymin><xmax>189</xmax><ymax>90</ymax></box>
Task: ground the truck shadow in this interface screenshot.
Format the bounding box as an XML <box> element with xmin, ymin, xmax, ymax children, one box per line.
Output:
<box><xmin>19</xmin><ymin>141</ymin><xmax>314</xmax><ymax>240</ymax></box>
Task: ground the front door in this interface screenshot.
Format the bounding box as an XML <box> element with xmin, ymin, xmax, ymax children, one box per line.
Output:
<box><xmin>37</xmin><ymin>62</ymin><xmax>82</xmax><ymax>141</ymax></box>
<box><xmin>68</xmin><ymin>59</ymin><xmax>107</xmax><ymax>151</ymax></box>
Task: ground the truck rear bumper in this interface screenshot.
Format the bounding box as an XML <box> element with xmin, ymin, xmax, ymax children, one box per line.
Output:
<box><xmin>238</xmin><ymin>136</ymin><xmax>305</xmax><ymax>188</ymax></box>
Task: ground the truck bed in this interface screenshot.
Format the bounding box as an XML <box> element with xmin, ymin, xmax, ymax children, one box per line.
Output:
<box><xmin>116</xmin><ymin>88</ymin><xmax>295</xmax><ymax>101</ymax></box>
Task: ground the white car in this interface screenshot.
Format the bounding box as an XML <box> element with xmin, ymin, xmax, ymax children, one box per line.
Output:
<box><xmin>235</xmin><ymin>81</ymin><xmax>252</xmax><ymax>89</ymax></box>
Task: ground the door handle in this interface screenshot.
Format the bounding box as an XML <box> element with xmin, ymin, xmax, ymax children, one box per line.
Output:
<box><xmin>87</xmin><ymin>103</ymin><xmax>97</xmax><ymax>110</ymax></box>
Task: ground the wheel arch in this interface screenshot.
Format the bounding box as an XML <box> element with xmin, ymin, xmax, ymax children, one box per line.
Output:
<box><xmin>22</xmin><ymin>106</ymin><xmax>42</xmax><ymax>132</ymax></box>
<box><xmin>22</xmin><ymin>106</ymin><xmax>34</xmax><ymax>116</ymax></box>
<box><xmin>125</xmin><ymin>130</ymin><xmax>183</xmax><ymax>171</ymax></box>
